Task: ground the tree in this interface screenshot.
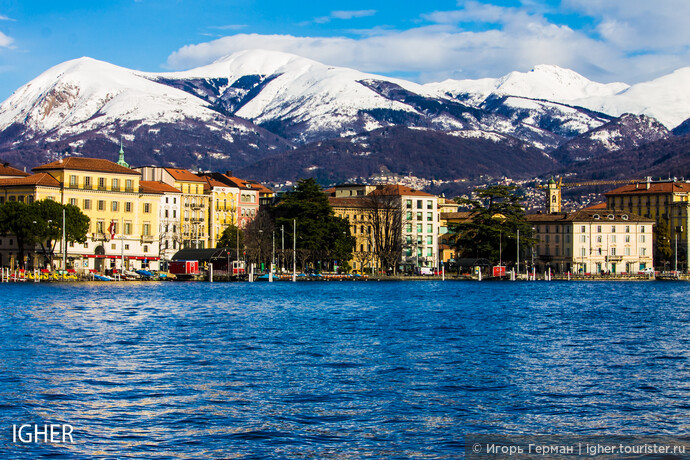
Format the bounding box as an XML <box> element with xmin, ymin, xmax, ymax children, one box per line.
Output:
<box><xmin>362</xmin><ymin>190</ymin><xmax>403</xmax><ymax>274</ymax></box>
<box><xmin>243</xmin><ymin>209</ymin><xmax>274</xmax><ymax>269</ymax></box>
<box><xmin>655</xmin><ymin>218</ymin><xmax>672</xmax><ymax>268</ymax></box>
<box><xmin>0</xmin><ymin>201</ymin><xmax>38</xmax><ymax>268</ymax></box>
<box><xmin>217</xmin><ymin>224</ymin><xmax>243</xmax><ymax>250</ymax></box>
<box><xmin>452</xmin><ymin>185</ymin><xmax>536</xmax><ymax>266</ymax></box>
<box><xmin>271</xmin><ymin>178</ymin><xmax>354</xmax><ymax>271</ymax></box>
<box><xmin>31</xmin><ymin>199</ymin><xmax>89</xmax><ymax>268</ymax></box>
<box><xmin>0</xmin><ymin>199</ymin><xmax>89</xmax><ymax>269</ymax></box>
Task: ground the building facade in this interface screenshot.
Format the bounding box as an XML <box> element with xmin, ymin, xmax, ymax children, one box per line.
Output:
<box><xmin>528</xmin><ymin>209</ymin><xmax>655</xmax><ymax>274</ymax></box>
<box><xmin>605</xmin><ymin>178</ymin><xmax>690</xmax><ymax>272</ymax></box>
<box><xmin>0</xmin><ymin>157</ymin><xmax>162</xmax><ymax>272</ymax></box>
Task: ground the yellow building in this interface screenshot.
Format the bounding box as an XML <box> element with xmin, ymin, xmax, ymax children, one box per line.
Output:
<box><xmin>198</xmin><ymin>175</ymin><xmax>239</xmax><ymax>248</ymax></box>
<box><xmin>329</xmin><ymin>196</ymin><xmax>378</xmax><ymax>272</ymax></box>
<box><xmin>0</xmin><ymin>157</ymin><xmax>162</xmax><ymax>272</ymax></box>
<box><xmin>605</xmin><ymin>179</ymin><xmax>690</xmax><ymax>271</ymax></box>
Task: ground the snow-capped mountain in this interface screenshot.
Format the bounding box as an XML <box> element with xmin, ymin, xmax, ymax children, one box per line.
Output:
<box><xmin>0</xmin><ymin>49</ymin><xmax>688</xmax><ymax>183</ymax></box>
<box><xmin>553</xmin><ymin>114</ymin><xmax>670</xmax><ymax>164</ymax></box>
<box><xmin>0</xmin><ymin>56</ymin><xmax>293</xmax><ymax>169</ymax></box>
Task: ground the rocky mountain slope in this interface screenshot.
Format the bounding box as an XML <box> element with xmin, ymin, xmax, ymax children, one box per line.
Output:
<box><xmin>0</xmin><ymin>50</ymin><xmax>688</xmax><ymax>184</ymax></box>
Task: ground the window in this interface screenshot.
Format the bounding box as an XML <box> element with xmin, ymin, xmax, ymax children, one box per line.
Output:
<box><xmin>111</xmin><ymin>244</ymin><xmax>116</xmax><ymax>250</ymax></box>
<box><xmin>173</xmin><ymin>210</ymin><xmax>177</xmax><ymax>218</ymax></box>
<box><xmin>417</xmin><ymin>200</ymin><xmax>422</xmax><ymax>208</ymax></box>
<box><xmin>144</xmin><ymin>203</ymin><xmax>151</xmax><ymax>213</ymax></box>
<box><xmin>581</xmin><ymin>248</ymin><xmax>586</xmax><ymax>257</ymax></box>
<box><xmin>611</xmin><ymin>248</ymin><xmax>616</xmax><ymax>256</ymax></box>
<box><xmin>416</xmin><ymin>212</ymin><xmax>422</xmax><ymax>221</ymax></box>
<box><xmin>427</xmin><ymin>200</ymin><xmax>433</xmax><ymax>210</ymax></box>
<box><xmin>143</xmin><ymin>245</ymin><xmax>149</xmax><ymax>253</ymax></box>
<box><xmin>98</xmin><ymin>177</ymin><xmax>106</xmax><ymax>190</ymax></box>
<box><xmin>545</xmin><ymin>235</ymin><xmax>550</xmax><ymax>243</ymax></box>
<box><xmin>427</xmin><ymin>212</ymin><xmax>433</xmax><ymax>222</ymax></box>
<box><xmin>416</xmin><ymin>223</ymin><xmax>422</xmax><ymax>233</ymax></box>
<box><xmin>165</xmin><ymin>209</ymin><xmax>169</xmax><ymax>218</ymax></box>
<box><xmin>124</xmin><ymin>244</ymin><xmax>130</xmax><ymax>250</ymax></box>
<box><xmin>112</xmin><ymin>178</ymin><xmax>119</xmax><ymax>190</ymax></box>
<box><xmin>84</xmin><ymin>177</ymin><xmax>92</xmax><ymax>189</ymax></box>
<box><xmin>406</xmin><ymin>211</ymin><xmax>412</xmax><ymax>220</ymax></box>
<box><xmin>126</xmin><ymin>179</ymin><xmax>133</xmax><ymax>192</ymax></box>
<box><xmin>580</xmin><ymin>225</ymin><xmax>586</xmax><ymax>233</ymax></box>
<box><xmin>580</xmin><ymin>235</ymin><xmax>586</xmax><ymax>243</ymax></box>
<box><xmin>640</xmin><ymin>235</ymin><xmax>646</xmax><ymax>243</ymax></box>
<box><xmin>640</xmin><ymin>247</ymin><xmax>647</xmax><ymax>256</ymax></box>
<box><xmin>96</xmin><ymin>221</ymin><xmax>104</xmax><ymax>233</ymax></box>
<box><xmin>69</xmin><ymin>175</ymin><xmax>77</xmax><ymax>187</ymax></box>
<box><xmin>406</xmin><ymin>223</ymin><xmax>412</xmax><ymax>232</ymax></box>
<box><xmin>124</xmin><ymin>222</ymin><xmax>132</xmax><ymax>235</ymax></box>
<box><xmin>69</xmin><ymin>198</ymin><xmax>77</xmax><ymax>206</ymax></box>
<box><xmin>611</xmin><ymin>235</ymin><xmax>616</xmax><ymax>243</ymax></box>
<box><xmin>427</xmin><ymin>236</ymin><xmax>433</xmax><ymax>245</ymax></box>
<box><xmin>596</xmin><ymin>225</ymin><xmax>602</xmax><ymax>233</ymax></box>
<box><xmin>427</xmin><ymin>224</ymin><xmax>433</xmax><ymax>233</ymax></box>
<box><xmin>640</xmin><ymin>226</ymin><xmax>646</xmax><ymax>233</ymax></box>
<box><xmin>84</xmin><ymin>199</ymin><xmax>91</xmax><ymax>210</ymax></box>
<box><xmin>143</xmin><ymin>223</ymin><xmax>151</xmax><ymax>236</ymax></box>
<box><xmin>125</xmin><ymin>202</ymin><xmax>132</xmax><ymax>212</ymax></box>
<box><xmin>111</xmin><ymin>201</ymin><xmax>119</xmax><ymax>212</ymax></box>
<box><xmin>611</xmin><ymin>226</ymin><xmax>616</xmax><ymax>233</ymax></box>
<box><xmin>625</xmin><ymin>225</ymin><xmax>630</xmax><ymax>233</ymax></box>
<box><xmin>625</xmin><ymin>235</ymin><xmax>631</xmax><ymax>243</ymax></box>
<box><xmin>597</xmin><ymin>248</ymin><xmax>602</xmax><ymax>255</ymax></box>
<box><xmin>625</xmin><ymin>247</ymin><xmax>631</xmax><ymax>256</ymax></box>
<box><xmin>97</xmin><ymin>200</ymin><xmax>105</xmax><ymax>211</ymax></box>
<box><xmin>427</xmin><ymin>248</ymin><xmax>432</xmax><ymax>257</ymax></box>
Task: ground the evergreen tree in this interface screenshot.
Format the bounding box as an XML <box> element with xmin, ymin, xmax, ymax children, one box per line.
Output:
<box><xmin>452</xmin><ymin>185</ymin><xmax>536</xmax><ymax>265</ymax></box>
<box><xmin>271</xmin><ymin>178</ymin><xmax>354</xmax><ymax>270</ymax></box>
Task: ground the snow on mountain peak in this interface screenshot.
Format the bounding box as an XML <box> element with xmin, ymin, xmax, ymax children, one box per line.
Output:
<box><xmin>495</xmin><ymin>65</ymin><xmax>629</xmax><ymax>102</ymax></box>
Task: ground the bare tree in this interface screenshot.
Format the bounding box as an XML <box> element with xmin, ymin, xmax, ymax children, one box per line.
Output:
<box><xmin>243</xmin><ymin>209</ymin><xmax>274</xmax><ymax>269</ymax></box>
<box><xmin>363</xmin><ymin>189</ymin><xmax>403</xmax><ymax>275</ymax></box>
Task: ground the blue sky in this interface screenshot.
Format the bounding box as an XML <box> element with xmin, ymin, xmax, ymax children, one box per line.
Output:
<box><xmin>1</xmin><ymin>0</ymin><xmax>689</xmax><ymax>100</ymax></box>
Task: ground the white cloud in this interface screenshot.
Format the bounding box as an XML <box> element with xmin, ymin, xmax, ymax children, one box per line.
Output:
<box><xmin>314</xmin><ymin>9</ymin><xmax>376</xmax><ymax>24</ymax></box>
<box><xmin>0</xmin><ymin>15</ymin><xmax>15</xmax><ymax>21</ymax></box>
<box><xmin>209</xmin><ymin>24</ymin><xmax>247</xmax><ymax>31</ymax></box>
<box><xmin>165</xmin><ymin>2</ymin><xmax>690</xmax><ymax>85</ymax></box>
<box><xmin>0</xmin><ymin>31</ymin><xmax>13</xmax><ymax>48</ymax></box>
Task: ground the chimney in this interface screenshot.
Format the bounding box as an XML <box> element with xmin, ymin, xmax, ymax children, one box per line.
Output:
<box><xmin>226</xmin><ymin>170</ymin><xmax>233</xmax><ymax>177</ymax></box>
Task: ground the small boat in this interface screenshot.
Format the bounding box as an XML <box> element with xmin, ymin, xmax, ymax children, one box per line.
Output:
<box><xmin>93</xmin><ymin>274</ymin><xmax>112</xmax><ymax>281</ymax></box>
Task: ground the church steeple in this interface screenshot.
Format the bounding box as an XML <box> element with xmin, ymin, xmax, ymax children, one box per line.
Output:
<box><xmin>117</xmin><ymin>139</ymin><xmax>130</xmax><ymax>168</ymax></box>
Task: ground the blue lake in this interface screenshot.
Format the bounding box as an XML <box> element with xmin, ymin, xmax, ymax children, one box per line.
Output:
<box><xmin>1</xmin><ymin>281</ymin><xmax>689</xmax><ymax>458</ymax></box>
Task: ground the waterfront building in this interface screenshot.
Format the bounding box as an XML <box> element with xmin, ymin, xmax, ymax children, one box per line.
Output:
<box><xmin>527</xmin><ymin>209</ymin><xmax>654</xmax><ymax>274</ymax></box>
<box><xmin>605</xmin><ymin>178</ymin><xmax>690</xmax><ymax>272</ymax></box>
<box><xmin>329</xmin><ymin>184</ymin><xmax>440</xmax><ymax>273</ymax></box>
<box><xmin>136</xmin><ymin>167</ymin><xmax>210</xmax><ymax>249</ymax></box>
<box><xmin>328</xmin><ymin>195</ymin><xmax>377</xmax><ymax>273</ymax></box>
<box><xmin>140</xmin><ymin>181</ymin><xmax>183</xmax><ymax>267</ymax></box>
<box><xmin>0</xmin><ymin>157</ymin><xmax>162</xmax><ymax>272</ymax></box>
<box><xmin>197</xmin><ymin>175</ymin><xmax>240</xmax><ymax>248</ymax></box>
<box><xmin>197</xmin><ymin>172</ymin><xmax>263</xmax><ymax>229</ymax></box>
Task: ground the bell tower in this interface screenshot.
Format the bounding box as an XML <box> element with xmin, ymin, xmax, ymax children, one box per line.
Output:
<box><xmin>547</xmin><ymin>177</ymin><xmax>561</xmax><ymax>213</ymax></box>
<box><xmin>117</xmin><ymin>139</ymin><xmax>130</xmax><ymax>168</ymax></box>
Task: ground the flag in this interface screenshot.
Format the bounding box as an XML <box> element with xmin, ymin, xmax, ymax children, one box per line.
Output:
<box><xmin>108</xmin><ymin>220</ymin><xmax>116</xmax><ymax>240</ymax></box>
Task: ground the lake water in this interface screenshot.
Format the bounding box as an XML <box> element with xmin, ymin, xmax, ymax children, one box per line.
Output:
<box><xmin>1</xmin><ymin>281</ymin><xmax>689</xmax><ymax>459</ymax></box>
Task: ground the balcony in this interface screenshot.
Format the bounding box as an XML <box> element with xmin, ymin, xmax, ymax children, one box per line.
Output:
<box><xmin>141</xmin><ymin>235</ymin><xmax>155</xmax><ymax>243</ymax></box>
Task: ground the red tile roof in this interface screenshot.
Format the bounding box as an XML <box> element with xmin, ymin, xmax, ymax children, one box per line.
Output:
<box><xmin>584</xmin><ymin>202</ymin><xmax>607</xmax><ymax>210</ymax></box>
<box><xmin>606</xmin><ymin>181</ymin><xmax>690</xmax><ymax>196</ymax></box>
<box><xmin>33</xmin><ymin>157</ymin><xmax>140</xmax><ymax>175</ymax></box>
<box><xmin>0</xmin><ymin>163</ymin><xmax>30</xmax><ymax>177</ymax></box>
<box><xmin>0</xmin><ymin>173</ymin><xmax>61</xmax><ymax>187</ymax></box>
<box><xmin>165</xmin><ymin>168</ymin><xmax>206</xmax><ymax>183</ymax></box>
<box><xmin>139</xmin><ymin>181</ymin><xmax>183</xmax><ymax>194</ymax></box>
